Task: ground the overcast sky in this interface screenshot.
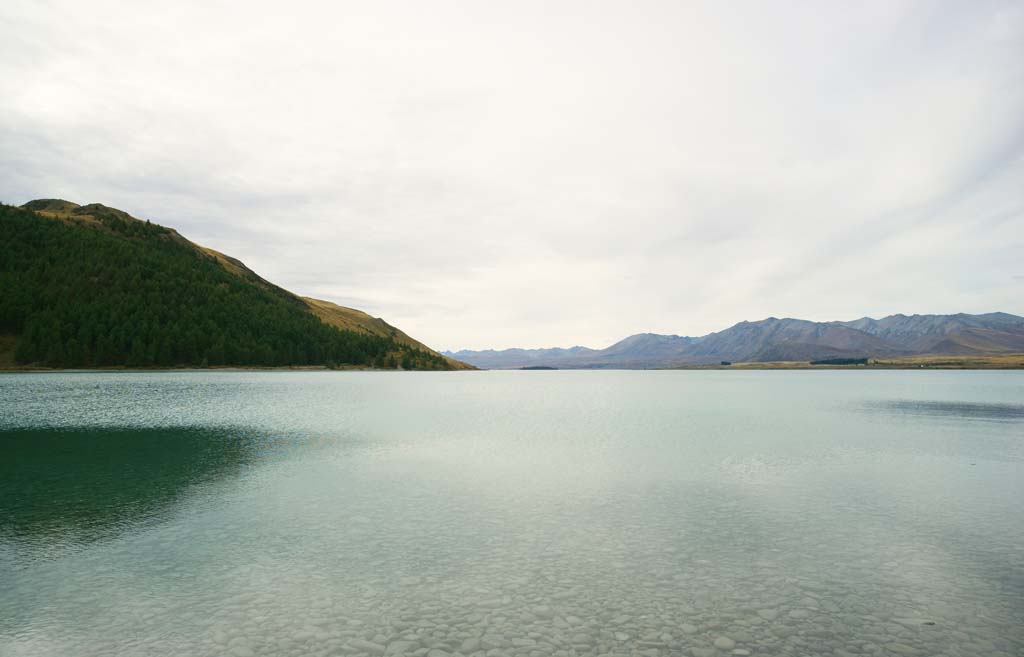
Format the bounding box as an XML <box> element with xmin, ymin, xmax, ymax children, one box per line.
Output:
<box><xmin>2</xmin><ymin>1</ymin><xmax>1022</xmax><ymax>350</ymax></box>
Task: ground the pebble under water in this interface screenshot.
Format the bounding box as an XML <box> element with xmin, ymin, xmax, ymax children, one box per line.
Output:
<box><xmin>1</xmin><ymin>370</ymin><xmax>1022</xmax><ymax>657</ymax></box>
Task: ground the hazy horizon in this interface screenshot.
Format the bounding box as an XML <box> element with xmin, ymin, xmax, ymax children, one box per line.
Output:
<box><xmin>3</xmin><ymin>0</ymin><xmax>1023</xmax><ymax>350</ymax></box>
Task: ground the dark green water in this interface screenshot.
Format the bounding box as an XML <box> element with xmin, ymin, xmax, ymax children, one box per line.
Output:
<box><xmin>1</xmin><ymin>371</ymin><xmax>1022</xmax><ymax>657</ymax></box>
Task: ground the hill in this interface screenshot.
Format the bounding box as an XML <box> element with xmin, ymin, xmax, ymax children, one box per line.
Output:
<box><xmin>445</xmin><ymin>313</ymin><xmax>1024</xmax><ymax>369</ymax></box>
<box><xmin>302</xmin><ymin>297</ymin><xmax>470</xmax><ymax>370</ymax></box>
<box><xmin>0</xmin><ymin>200</ymin><xmax>470</xmax><ymax>370</ymax></box>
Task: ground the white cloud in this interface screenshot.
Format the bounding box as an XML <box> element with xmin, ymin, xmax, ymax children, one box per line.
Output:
<box><xmin>2</xmin><ymin>0</ymin><xmax>1022</xmax><ymax>350</ymax></box>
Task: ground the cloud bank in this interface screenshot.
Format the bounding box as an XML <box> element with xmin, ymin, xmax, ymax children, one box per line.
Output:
<box><xmin>2</xmin><ymin>0</ymin><xmax>1022</xmax><ymax>349</ymax></box>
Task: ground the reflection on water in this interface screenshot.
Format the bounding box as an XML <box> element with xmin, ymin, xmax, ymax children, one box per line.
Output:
<box><xmin>0</xmin><ymin>426</ymin><xmax>258</xmax><ymax>559</ymax></box>
<box><xmin>0</xmin><ymin>371</ymin><xmax>1022</xmax><ymax>657</ymax></box>
<box><xmin>868</xmin><ymin>399</ymin><xmax>1024</xmax><ymax>421</ymax></box>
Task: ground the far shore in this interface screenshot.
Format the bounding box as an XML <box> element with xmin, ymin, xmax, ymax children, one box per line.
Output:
<box><xmin>3</xmin><ymin>353</ymin><xmax>1024</xmax><ymax>372</ymax></box>
<box><xmin>670</xmin><ymin>353</ymin><xmax>1024</xmax><ymax>370</ymax></box>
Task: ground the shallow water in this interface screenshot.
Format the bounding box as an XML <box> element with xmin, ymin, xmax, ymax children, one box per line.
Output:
<box><xmin>1</xmin><ymin>370</ymin><xmax>1022</xmax><ymax>657</ymax></box>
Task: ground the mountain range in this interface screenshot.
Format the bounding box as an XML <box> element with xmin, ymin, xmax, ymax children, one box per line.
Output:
<box><xmin>5</xmin><ymin>198</ymin><xmax>1021</xmax><ymax>372</ymax></box>
<box><xmin>444</xmin><ymin>313</ymin><xmax>1024</xmax><ymax>369</ymax></box>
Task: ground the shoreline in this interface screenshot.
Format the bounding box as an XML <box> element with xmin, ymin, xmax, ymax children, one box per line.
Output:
<box><xmin>0</xmin><ymin>365</ymin><xmax>466</xmax><ymax>373</ymax></box>
<box><xmin>669</xmin><ymin>364</ymin><xmax>1024</xmax><ymax>370</ymax></box>
<box><xmin>672</xmin><ymin>353</ymin><xmax>1024</xmax><ymax>370</ymax></box>
<box><xmin>3</xmin><ymin>361</ymin><xmax>1024</xmax><ymax>373</ymax></box>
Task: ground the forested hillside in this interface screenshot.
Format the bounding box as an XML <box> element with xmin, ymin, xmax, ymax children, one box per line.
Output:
<box><xmin>0</xmin><ymin>202</ymin><xmax>454</xmax><ymax>369</ymax></box>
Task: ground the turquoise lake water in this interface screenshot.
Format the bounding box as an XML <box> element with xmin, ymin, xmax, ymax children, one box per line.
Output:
<box><xmin>1</xmin><ymin>371</ymin><xmax>1022</xmax><ymax>657</ymax></box>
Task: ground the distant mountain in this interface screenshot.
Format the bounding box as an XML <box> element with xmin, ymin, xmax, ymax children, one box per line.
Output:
<box><xmin>1</xmin><ymin>200</ymin><xmax>471</xmax><ymax>370</ymax></box>
<box><xmin>445</xmin><ymin>313</ymin><xmax>1024</xmax><ymax>369</ymax></box>
<box><xmin>442</xmin><ymin>345</ymin><xmax>598</xmax><ymax>370</ymax></box>
<box><xmin>839</xmin><ymin>312</ymin><xmax>1024</xmax><ymax>354</ymax></box>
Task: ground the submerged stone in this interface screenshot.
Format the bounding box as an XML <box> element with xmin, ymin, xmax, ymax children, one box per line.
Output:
<box><xmin>713</xmin><ymin>637</ymin><xmax>736</xmax><ymax>650</ymax></box>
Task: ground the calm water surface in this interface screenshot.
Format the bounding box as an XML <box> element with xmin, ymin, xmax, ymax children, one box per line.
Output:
<box><xmin>1</xmin><ymin>371</ymin><xmax>1022</xmax><ymax>657</ymax></box>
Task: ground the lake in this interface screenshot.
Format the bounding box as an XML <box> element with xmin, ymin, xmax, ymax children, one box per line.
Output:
<box><xmin>1</xmin><ymin>371</ymin><xmax>1022</xmax><ymax>657</ymax></box>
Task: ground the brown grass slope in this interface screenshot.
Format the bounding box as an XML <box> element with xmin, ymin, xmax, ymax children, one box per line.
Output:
<box><xmin>17</xmin><ymin>199</ymin><xmax>472</xmax><ymax>369</ymax></box>
<box><xmin>304</xmin><ymin>297</ymin><xmax>473</xmax><ymax>370</ymax></box>
<box><xmin>922</xmin><ymin>327</ymin><xmax>1024</xmax><ymax>355</ymax></box>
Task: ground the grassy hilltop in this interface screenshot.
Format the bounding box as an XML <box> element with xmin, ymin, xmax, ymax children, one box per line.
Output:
<box><xmin>0</xmin><ymin>200</ymin><xmax>470</xmax><ymax>370</ymax></box>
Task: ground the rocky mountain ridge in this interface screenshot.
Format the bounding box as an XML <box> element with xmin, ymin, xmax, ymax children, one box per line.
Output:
<box><xmin>445</xmin><ymin>313</ymin><xmax>1024</xmax><ymax>369</ymax></box>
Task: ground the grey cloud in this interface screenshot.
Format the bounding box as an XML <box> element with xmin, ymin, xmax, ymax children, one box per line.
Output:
<box><xmin>1</xmin><ymin>0</ymin><xmax>1022</xmax><ymax>350</ymax></box>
